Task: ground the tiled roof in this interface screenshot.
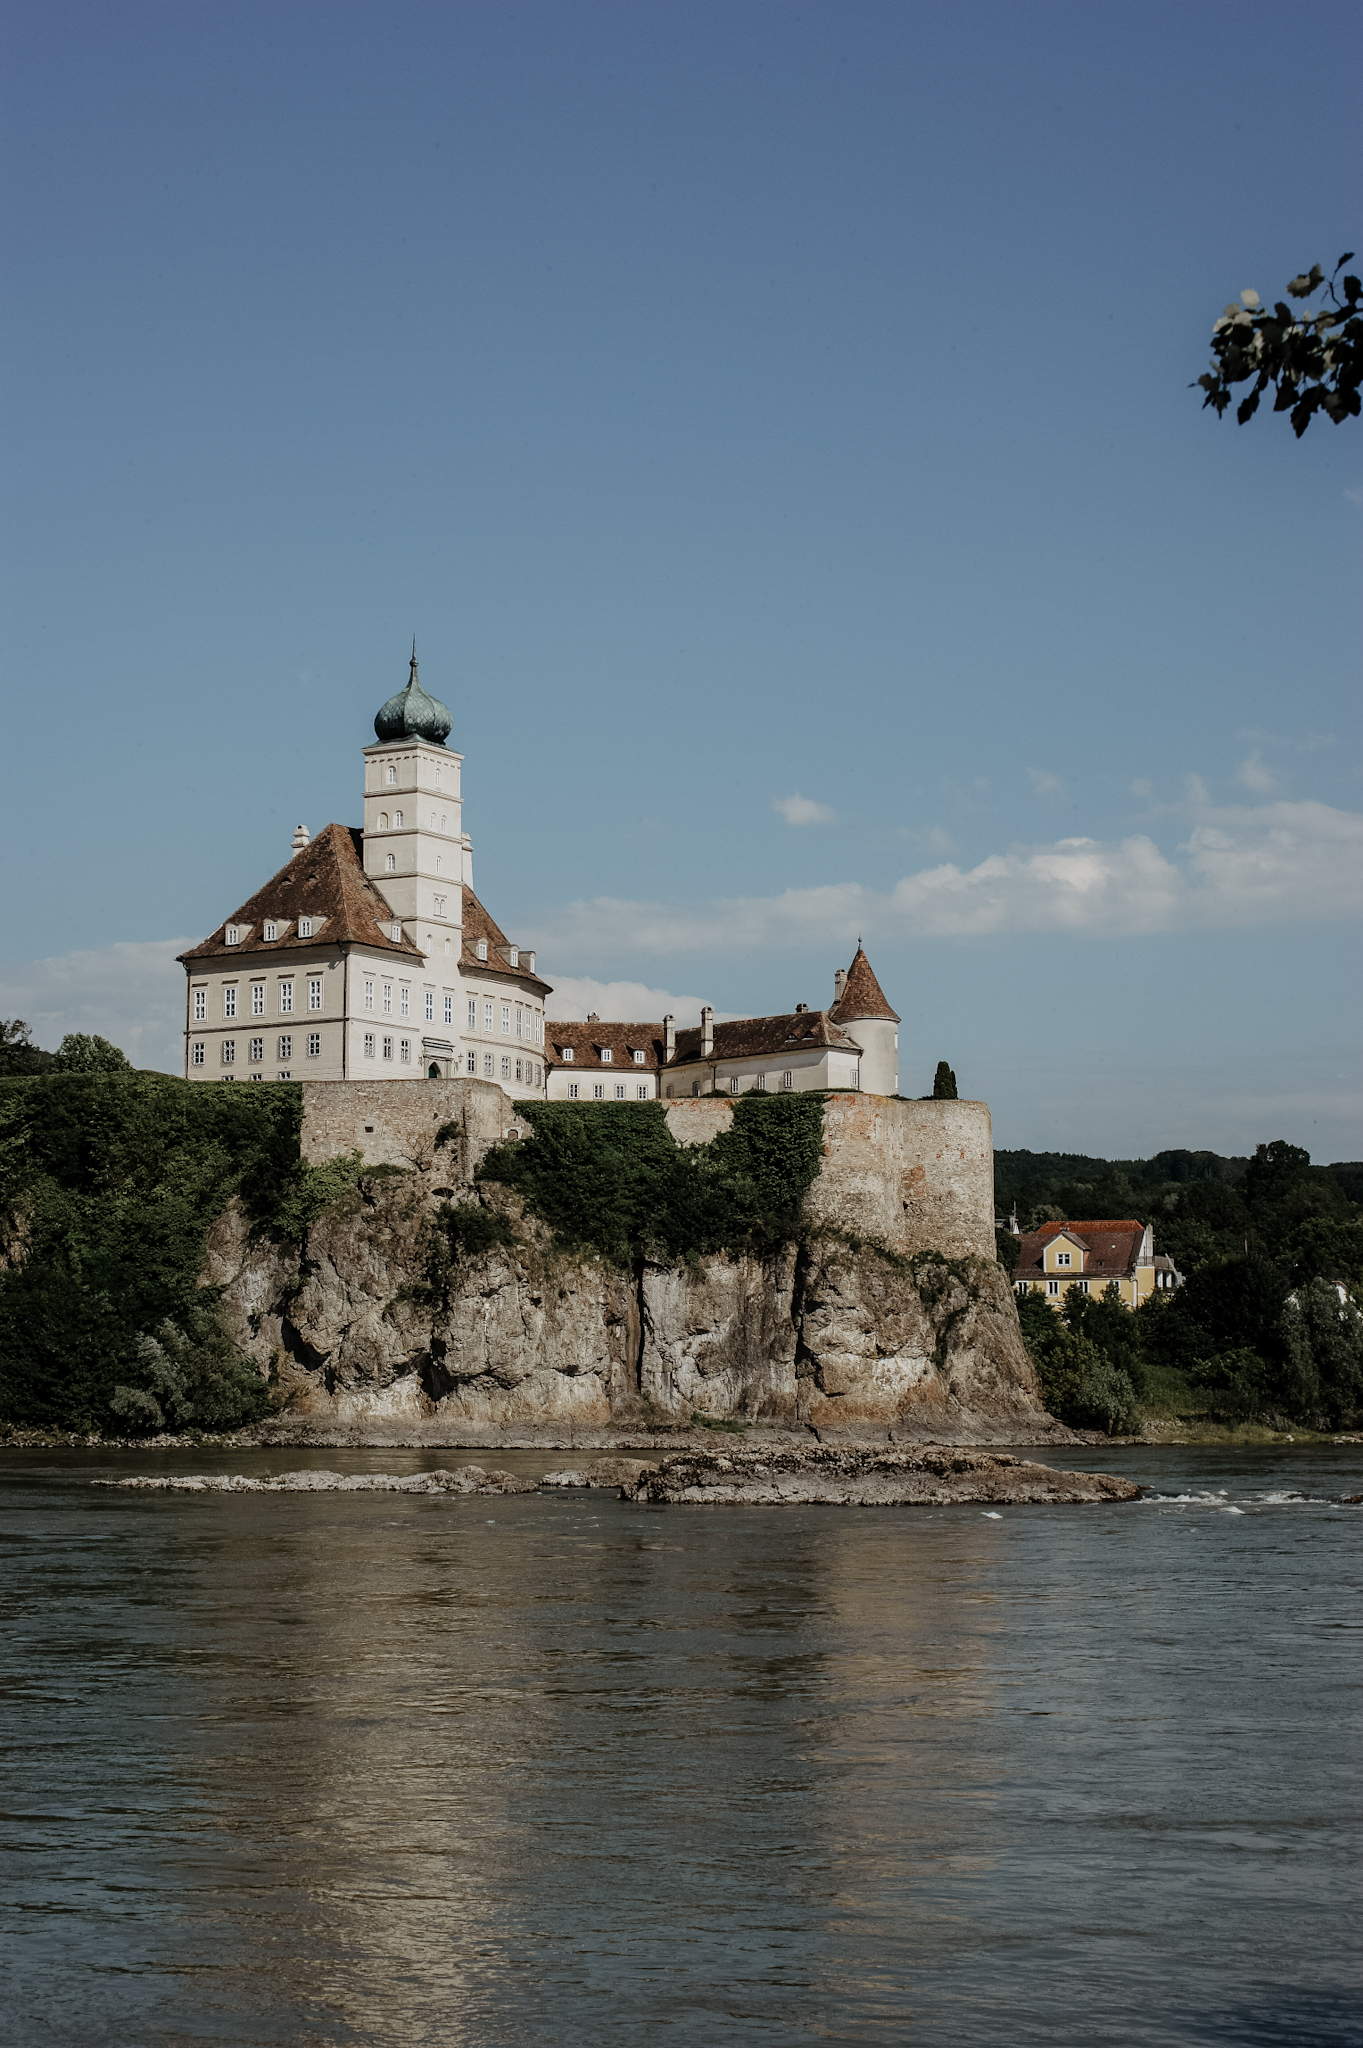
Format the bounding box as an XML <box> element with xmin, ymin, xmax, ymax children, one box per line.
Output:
<box><xmin>1015</xmin><ymin>1219</ymin><xmax>1148</xmax><ymax>1281</ymax></box>
<box><xmin>178</xmin><ymin>823</ymin><xmax>421</xmax><ymax>963</ymax></box>
<box><xmin>667</xmin><ymin>1010</ymin><xmax>862</xmax><ymax>1066</ymax></box>
<box><xmin>547</xmin><ymin>1021</ymin><xmax>665</xmax><ymax>1071</ymax></box>
<box><xmin>830</xmin><ymin>946</ymin><xmax>899</xmax><ymax>1024</ymax></box>
<box><xmin>459</xmin><ymin>886</ymin><xmax>552</xmax><ymax>995</ymax></box>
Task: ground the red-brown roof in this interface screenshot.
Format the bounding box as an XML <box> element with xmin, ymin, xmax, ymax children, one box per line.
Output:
<box><xmin>459</xmin><ymin>886</ymin><xmax>552</xmax><ymax>995</ymax></box>
<box><xmin>1015</xmin><ymin>1220</ymin><xmax>1149</xmax><ymax>1282</ymax></box>
<box><xmin>178</xmin><ymin>823</ymin><xmax>422</xmax><ymax>964</ymax></box>
<box><xmin>546</xmin><ymin>1021</ymin><xmax>665</xmax><ymax>1071</ymax></box>
<box><xmin>668</xmin><ymin>1010</ymin><xmax>862</xmax><ymax>1066</ymax></box>
<box><xmin>830</xmin><ymin>946</ymin><xmax>899</xmax><ymax>1024</ymax></box>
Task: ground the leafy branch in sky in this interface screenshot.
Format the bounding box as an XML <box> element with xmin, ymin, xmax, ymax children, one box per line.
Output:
<box><xmin>1195</xmin><ymin>253</ymin><xmax>1360</xmax><ymax>435</ymax></box>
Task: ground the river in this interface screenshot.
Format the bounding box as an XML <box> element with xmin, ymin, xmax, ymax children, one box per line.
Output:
<box><xmin>3</xmin><ymin>1442</ymin><xmax>1359</xmax><ymax>2046</ymax></box>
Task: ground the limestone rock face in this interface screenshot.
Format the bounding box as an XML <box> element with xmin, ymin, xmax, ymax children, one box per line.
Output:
<box><xmin>207</xmin><ymin>1172</ymin><xmax>1053</xmax><ymax>1441</ymax></box>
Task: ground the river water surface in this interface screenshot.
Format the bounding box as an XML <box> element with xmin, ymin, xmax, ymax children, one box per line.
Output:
<box><xmin>3</xmin><ymin>1442</ymin><xmax>1360</xmax><ymax>2046</ymax></box>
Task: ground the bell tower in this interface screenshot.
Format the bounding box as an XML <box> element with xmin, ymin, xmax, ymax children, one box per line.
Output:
<box><xmin>361</xmin><ymin>645</ymin><xmax>472</xmax><ymax>955</ymax></box>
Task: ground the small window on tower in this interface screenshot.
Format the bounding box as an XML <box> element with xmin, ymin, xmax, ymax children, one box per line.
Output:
<box><xmin>386</xmin><ymin>854</ymin><xmax>396</xmax><ymax>872</ymax></box>
<box><xmin>379</xmin><ymin>813</ymin><xmax>388</xmax><ymax>830</ymax></box>
<box><xmin>393</xmin><ymin>810</ymin><xmax>403</xmax><ymax>828</ymax></box>
<box><xmin>386</xmin><ymin>766</ymin><xmax>396</xmax><ymax>785</ymax></box>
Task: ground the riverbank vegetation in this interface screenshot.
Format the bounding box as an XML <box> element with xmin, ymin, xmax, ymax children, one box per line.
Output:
<box><xmin>999</xmin><ymin>1142</ymin><xmax>1363</xmax><ymax>1435</ymax></box>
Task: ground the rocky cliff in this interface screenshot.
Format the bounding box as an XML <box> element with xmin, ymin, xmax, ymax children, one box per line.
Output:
<box><xmin>205</xmin><ymin>1132</ymin><xmax>1055</xmax><ymax>1444</ymax></box>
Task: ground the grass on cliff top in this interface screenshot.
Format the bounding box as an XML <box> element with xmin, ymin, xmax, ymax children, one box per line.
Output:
<box><xmin>477</xmin><ymin>1094</ymin><xmax>826</xmax><ymax>1267</ymax></box>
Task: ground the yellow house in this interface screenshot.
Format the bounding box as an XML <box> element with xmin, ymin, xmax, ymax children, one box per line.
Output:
<box><xmin>1012</xmin><ymin>1219</ymin><xmax>1182</xmax><ymax>1311</ymax></box>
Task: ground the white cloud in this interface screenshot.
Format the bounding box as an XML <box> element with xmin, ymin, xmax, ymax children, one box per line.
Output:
<box><xmin>535</xmin><ymin>976</ymin><xmax>728</xmax><ymax>1025</ymax></box>
<box><xmin>773</xmin><ymin>793</ymin><xmax>835</xmax><ymax>826</ymax></box>
<box><xmin>898</xmin><ymin>824</ymin><xmax>955</xmax><ymax>854</ymax></box>
<box><xmin>542</xmin><ymin>798</ymin><xmax>1363</xmax><ymax>960</ymax></box>
<box><xmin>1026</xmin><ymin>768</ymin><xmax>1063</xmax><ymax>797</ymax></box>
<box><xmin>0</xmin><ymin>939</ymin><xmax>191</xmax><ymax>1071</ymax></box>
<box><xmin>1236</xmin><ymin>751</ymin><xmax>1277</xmax><ymax>793</ymax></box>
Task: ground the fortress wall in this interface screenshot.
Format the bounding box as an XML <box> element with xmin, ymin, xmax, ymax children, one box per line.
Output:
<box><xmin>302</xmin><ymin>1082</ymin><xmax>995</xmax><ymax>1261</ymax></box>
<box><xmin>804</xmin><ymin>1094</ymin><xmax>995</xmax><ymax>1261</ymax></box>
<box><xmin>301</xmin><ymin>1078</ymin><xmax>522</xmax><ymax>1185</ymax></box>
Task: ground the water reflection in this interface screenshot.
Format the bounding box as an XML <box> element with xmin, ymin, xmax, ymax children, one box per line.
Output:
<box><xmin>2</xmin><ymin>1447</ymin><xmax>1360</xmax><ymax>2046</ymax></box>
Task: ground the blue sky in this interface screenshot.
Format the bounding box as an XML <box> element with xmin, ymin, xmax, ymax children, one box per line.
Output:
<box><xmin>2</xmin><ymin>0</ymin><xmax>1359</xmax><ymax>1157</ymax></box>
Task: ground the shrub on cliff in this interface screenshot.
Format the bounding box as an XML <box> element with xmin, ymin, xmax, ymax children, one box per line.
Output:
<box><xmin>110</xmin><ymin>1307</ymin><xmax>272</xmax><ymax>1433</ymax></box>
<box><xmin>476</xmin><ymin>1095</ymin><xmax>827</xmax><ymax>1267</ymax></box>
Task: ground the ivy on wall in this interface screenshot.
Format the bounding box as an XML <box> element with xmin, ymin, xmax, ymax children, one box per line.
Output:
<box><xmin>476</xmin><ymin>1095</ymin><xmax>827</xmax><ymax>1268</ymax></box>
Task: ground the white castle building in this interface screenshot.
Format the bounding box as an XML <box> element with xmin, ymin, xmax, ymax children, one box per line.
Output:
<box><xmin>180</xmin><ymin>652</ymin><xmax>902</xmax><ymax>1101</ymax></box>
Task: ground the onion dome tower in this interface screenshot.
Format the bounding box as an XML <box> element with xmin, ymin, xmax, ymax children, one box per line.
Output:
<box><xmin>373</xmin><ymin>640</ymin><xmax>452</xmax><ymax>747</ymax></box>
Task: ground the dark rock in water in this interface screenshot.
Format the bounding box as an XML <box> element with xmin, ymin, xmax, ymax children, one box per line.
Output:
<box><xmin>540</xmin><ymin>1458</ymin><xmax>657</xmax><ymax>1490</ymax></box>
<box><xmin>625</xmin><ymin>1445</ymin><xmax>1140</xmax><ymax>1506</ymax></box>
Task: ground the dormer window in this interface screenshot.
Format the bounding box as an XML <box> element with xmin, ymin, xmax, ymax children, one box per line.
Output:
<box><xmin>1056</xmin><ymin>1251</ymin><xmax>1071</xmax><ymax>1268</ymax></box>
<box><xmin>509</xmin><ymin>946</ymin><xmax>519</xmax><ymax>966</ymax></box>
<box><xmin>299</xmin><ymin>918</ymin><xmax>313</xmax><ymax>938</ymax></box>
<box><xmin>225</xmin><ymin>925</ymin><xmax>239</xmax><ymax>945</ymax></box>
<box><xmin>264</xmin><ymin>921</ymin><xmax>277</xmax><ymax>942</ymax></box>
<box><xmin>476</xmin><ymin>938</ymin><xmax>488</xmax><ymax>961</ymax></box>
<box><xmin>632</xmin><ymin>1049</ymin><xmax>645</xmax><ymax>1065</ymax></box>
<box><xmin>600</xmin><ymin>1047</ymin><xmax>613</xmax><ymax>1063</ymax></box>
<box><xmin>390</xmin><ymin>922</ymin><xmax>402</xmax><ymax>942</ymax></box>
<box><xmin>562</xmin><ymin>1046</ymin><xmax>574</xmax><ymax>1061</ymax></box>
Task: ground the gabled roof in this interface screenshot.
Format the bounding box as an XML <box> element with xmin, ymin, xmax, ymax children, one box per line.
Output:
<box><xmin>830</xmin><ymin>946</ymin><xmax>899</xmax><ymax>1024</ymax></box>
<box><xmin>1015</xmin><ymin>1219</ymin><xmax>1149</xmax><ymax>1282</ymax></box>
<box><xmin>546</xmin><ymin>1021</ymin><xmax>665</xmax><ymax>1071</ymax></box>
<box><xmin>667</xmin><ymin>1010</ymin><xmax>862</xmax><ymax>1067</ymax></box>
<box><xmin>459</xmin><ymin>885</ymin><xmax>552</xmax><ymax>995</ymax></box>
<box><xmin>178</xmin><ymin>824</ymin><xmax>421</xmax><ymax>964</ymax></box>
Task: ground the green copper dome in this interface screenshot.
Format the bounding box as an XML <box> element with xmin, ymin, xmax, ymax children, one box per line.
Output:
<box><xmin>374</xmin><ymin>644</ymin><xmax>452</xmax><ymax>747</ymax></box>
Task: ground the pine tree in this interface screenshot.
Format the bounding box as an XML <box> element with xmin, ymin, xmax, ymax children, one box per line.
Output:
<box><xmin>932</xmin><ymin>1061</ymin><xmax>958</xmax><ymax>1100</ymax></box>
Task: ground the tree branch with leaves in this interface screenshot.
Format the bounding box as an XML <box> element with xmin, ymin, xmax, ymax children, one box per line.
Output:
<box><xmin>1195</xmin><ymin>252</ymin><xmax>1360</xmax><ymax>435</ymax></box>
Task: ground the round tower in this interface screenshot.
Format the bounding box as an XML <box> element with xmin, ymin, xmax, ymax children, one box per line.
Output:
<box><xmin>829</xmin><ymin>944</ymin><xmax>900</xmax><ymax>1096</ymax></box>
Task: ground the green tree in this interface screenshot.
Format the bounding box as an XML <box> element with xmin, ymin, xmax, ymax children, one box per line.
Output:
<box><xmin>0</xmin><ymin>1020</ymin><xmax>53</xmax><ymax>1078</ymax></box>
<box><xmin>932</xmin><ymin>1061</ymin><xmax>958</xmax><ymax>1100</ymax></box>
<box><xmin>1195</xmin><ymin>255</ymin><xmax>1361</xmax><ymax>435</ymax></box>
<box><xmin>51</xmin><ymin>1033</ymin><xmax>133</xmax><ymax>1073</ymax></box>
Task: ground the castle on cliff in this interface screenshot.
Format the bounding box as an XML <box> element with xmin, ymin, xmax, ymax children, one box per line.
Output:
<box><xmin>179</xmin><ymin>652</ymin><xmax>901</xmax><ymax>1101</ymax></box>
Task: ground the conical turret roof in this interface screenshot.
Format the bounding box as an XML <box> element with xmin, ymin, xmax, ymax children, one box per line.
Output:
<box><xmin>830</xmin><ymin>945</ymin><xmax>899</xmax><ymax>1024</ymax></box>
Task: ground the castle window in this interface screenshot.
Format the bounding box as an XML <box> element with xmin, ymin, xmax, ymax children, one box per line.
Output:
<box><xmin>501</xmin><ymin>1005</ymin><xmax>510</xmax><ymax>1034</ymax></box>
<box><xmin>264</xmin><ymin>922</ymin><xmax>277</xmax><ymax>942</ymax></box>
<box><xmin>433</xmin><ymin>895</ymin><xmax>445</xmax><ymax>916</ymax></box>
<box><xmin>223</xmin><ymin>987</ymin><xmax>237</xmax><ymax>1019</ymax></box>
<box><xmin>501</xmin><ymin>1056</ymin><xmax>511</xmax><ymax>1080</ymax></box>
<box><xmin>278</xmin><ymin>1035</ymin><xmax>292</xmax><ymax>1060</ymax></box>
<box><xmin>308</xmin><ymin>978</ymin><xmax>323</xmax><ymax>1011</ymax></box>
<box><xmin>222</xmin><ymin>1039</ymin><xmax>236</xmax><ymax>1064</ymax></box>
<box><xmin>434</xmin><ymin>857</ymin><xmax>442</xmax><ymax>875</ymax></box>
<box><xmin>225</xmin><ymin>926</ymin><xmax>238</xmax><ymax>945</ymax></box>
<box><xmin>252</xmin><ymin>984</ymin><xmax>265</xmax><ymax>1016</ymax></box>
<box><xmin>466</xmin><ymin>1051</ymin><xmax>476</xmax><ymax>1074</ymax></box>
<box><xmin>444</xmin><ymin>938</ymin><xmax>451</xmax><ymax>957</ymax></box>
<box><xmin>399</xmin><ymin>1038</ymin><xmax>411</xmax><ymax>1063</ymax></box>
<box><xmin>569</xmin><ymin>1082</ymin><xmax>580</xmax><ymax>1099</ymax></box>
<box><xmin>692</xmin><ymin>1082</ymin><xmax>700</xmax><ymax>1097</ymax></box>
<box><xmin>306</xmin><ymin>1032</ymin><xmax>321</xmax><ymax>1058</ymax></box>
<box><xmin>483</xmin><ymin>1001</ymin><xmax>494</xmax><ymax>1031</ymax></box>
<box><xmin>600</xmin><ymin>1046</ymin><xmax>612</xmax><ymax>1064</ymax></box>
<box><xmin>364</xmin><ymin>1033</ymin><xmax>375</xmax><ymax>1058</ymax></box>
<box><xmin>755</xmin><ymin>1073</ymin><xmax>766</xmax><ymax>1091</ymax></box>
<box><xmin>299</xmin><ymin>918</ymin><xmax>313</xmax><ymax>938</ymax></box>
<box><xmin>593</xmin><ymin>1083</ymin><xmax>604</xmax><ymax>1100</ymax></box>
<box><xmin>379</xmin><ymin>813</ymin><xmax>388</xmax><ymax>831</ymax></box>
<box><xmin>614</xmin><ymin>1084</ymin><xmax>626</xmax><ymax>1100</ymax></box>
<box><xmin>383</xmin><ymin>983</ymin><xmax>392</xmax><ymax>1014</ymax></box>
<box><xmin>440</xmin><ymin>813</ymin><xmax>446</xmax><ymax>830</ymax></box>
<box><xmin>444</xmin><ymin>995</ymin><xmax>453</xmax><ymax>1026</ymax></box>
<box><xmin>632</xmin><ymin>1049</ymin><xmax>645</xmax><ymax>1065</ymax></box>
<box><xmin>637</xmin><ymin>1084</ymin><xmax>648</xmax><ymax>1100</ymax></box>
<box><xmin>483</xmin><ymin>1054</ymin><xmax>494</xmax><ymax>1077</ymax></box>
<box><xmin>386</xmin><ymin>854</ymin><xmax>396</xmax><ymax>873</ymax></box>
<box><xmin>515</xmin><ymin>1008</ymin><xmax>523</xmax><ymax>1038</ymax></box>
<box><xmin>783</xmin><ymin>1070</ymin><xmax>793</xmax><ymax>1091</ymax></box>
<box><xmin>1047</xmin><ymin>1279</ymin><xmax>1059</xmax><ymax>1296</ymax></box>
<box><xmin>430</xmin><ymin>812</ymin><xmax>436</xmax><ymax>830</ymax></box>
<box><xmin>383</xmin><ymin>1036</ymin><xmax>394</xmax><ymax>1061</ymax></box>
<box><xmin>278</xmin><ymin>1070</ymin><xmax>291</xmax><ymax>1081</ymax></box>
<box><xmin>249</xmin><ymin>1037</ymin><xmax>264</xmax><ymax>1063</ymax></box>
<box><xmin>729</xmin><ymin>1077</ymin><xmax>741</xmax><ymax>1095</ymax></box>
<box><xmin>1080</xmin><ymin>1280</ymin><xmax>1090</xmax><ymax>1295</ymax></box>
<box><xmin>563</xmin><ymin>1046</ymin><xmax>574</xmax><ymax>1061</ymax></box>
<box><xmin>191</xmin><ymin>1042</ymin><xmax>205</xmax><ymax>1067</ymax></box>
<box><xmin>364</xmin><ymin>980</ymin><xmax>374</xmax><ymax>1012</ymax></box>
<box><xmin>386</xmin><ymin>766</ymin><xmax>397</xmax><ymax>786</ymax></box>
<box><xmin>434</xmin><ymin>768</ymin><xmax>441</xmax><ymax>789</ymax></box>
<box><xmin>515</xmin><ymin>1059</ymin><xmax>523</xmax><ymax>1082</ymax></box>
<box><xmin>466</xmin><ymin>998</ymin><xmax>476</xmax><ymax>1030</ymax></box>
<box><xmin>394</xmin><ymin>810</ymin><xmax>403</xmax><ymax>828</ymax></box>
<box><xmin>476</xmin><ymin>939</ymin><xmax>488</xmax><ymax>961</ymax></box>
<box><xmin>424</xmin><ymin>991</ymin><xmax>434</xmax><ymax>1022</ymax></box>
<box><xmin>193</xmin><ymin>989</ymin><xmax>206</xmax><ymax>1021</ymax></box>
<box><xmin>1057</xmin><ymin>1252</ymin><xmax>1071</xmax><ymax>1268</ymax></box>
<box><xmin>280</xmin><ymin>981</ymin><xmax>293</xmax><ymax>1014</ymax></box>
<box><xmin>390</xmin><ymin>923</ymin><xmax>401</xmax><ymax>943</ymax></box>
<box><xmin>399</xmin><ymin>985</ymin><xmax>410</xmax><ymax>1018</ymax></box>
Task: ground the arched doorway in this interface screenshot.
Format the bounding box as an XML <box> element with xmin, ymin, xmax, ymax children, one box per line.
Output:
<box><xmin>427</xmin><ymin>1063</ymin><xmax>441</xmax><ymax>1080</ymax></box>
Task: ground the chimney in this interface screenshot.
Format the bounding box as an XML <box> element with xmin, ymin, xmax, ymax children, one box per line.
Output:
<box><xmin>291</xmin><ymin>823</ymin><xmax>310</xmax><ymax>852</ymax></box>
<box><xmin>700</xmin><ymin>1005</ymin><xmax>714</xmax><ymax>1059</ymax></box>
<box><xmin>833</xmin><ymin>966</ymin><xmax>847</xmax><ymax>1007</ymax></box>
<box><xmin>524</xmin><ymin>950</ymin><xmax>535</xmax><ymax>974</ymax></box>
<box><xmin>795</xmin><ymin>1002</ymin><xmax>808</xmax><ymax>1014</ymax></box>
<box><xmin>587</xmin><ymin>1012</ymin><xmax>599</xmax><ymax>1025</ymax></box>
<box><xmin>663</xmin><ymin>1013</ymin><xmax>676</xmax><ymax>1060</ymax></box>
